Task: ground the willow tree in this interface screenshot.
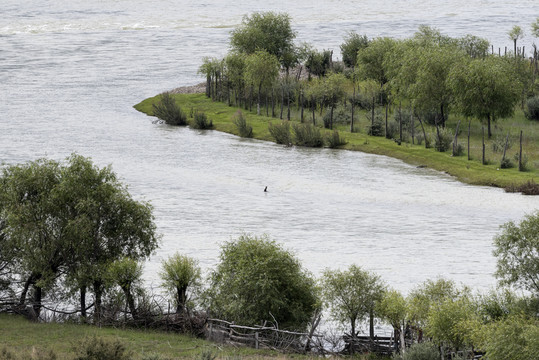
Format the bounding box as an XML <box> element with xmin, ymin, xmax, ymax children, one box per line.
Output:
<box><xmin>322</xmin><ymin>265</ymin><xmax>385</xmax><ymax>343</ymax></box>
<box><xmin>0</xmin><ymin>155</ymin><xmax>159</xmax><ymax>320</ymax></box>
<box><xmin>244</xmin><ymin>50</ymin><xmax>280</xmax><ymax>115</ymax></box>
<box><xmin>508</xmin><ymin>25</ymin><xmax>524</xmax><ymax>56</ymax></box>
<box><xmin>340</xmin><ymin>31</ymin><xmax>369</xmax><ymax>68</ymax></box>
<box><xmin>322</xmin><ymin>72</ymin><xmax>347</xmax><ymax>129</ymax></box>
<box><xmin>230</xmin><ymin>11</ymin><xmax>296</xmax><ymax>67</ymax></box>
<box><xmin>160</xmin><ymin>253</ymin><xmax>201</xmax><ymax>313</ymax></box>
<box><xmin>448</xmin><ymin>56</ymin><xmax>521</xmax><ymax>138</ymax></box>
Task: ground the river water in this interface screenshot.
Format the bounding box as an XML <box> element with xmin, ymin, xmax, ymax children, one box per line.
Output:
<box><xmin>1</xmin><ymin>0</ymin><xmax>538</xmax><ymax>294</ymax></box>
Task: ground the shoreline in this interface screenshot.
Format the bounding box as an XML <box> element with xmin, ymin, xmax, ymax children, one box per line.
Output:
<box><xmin>135</xmin><ymin>89</ymin><xmax>539</xmax><ymax>195</ymax></box>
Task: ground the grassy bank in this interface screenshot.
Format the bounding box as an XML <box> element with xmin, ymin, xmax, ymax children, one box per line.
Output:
<box><xmin>0</xmin><ymin>314</ymin><xmax>300</xmax><ymax>359</ymax></box>
<box><xmin>134</xmin><ymin>93</ymin><xmax>539</xmax><ymax>191</ymax></box>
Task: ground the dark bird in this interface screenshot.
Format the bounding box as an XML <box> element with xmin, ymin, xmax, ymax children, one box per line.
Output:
<box><xmin>264</xmin><ymin>186</ymin><xmax>268</xmax><ymax>192</ymax></box>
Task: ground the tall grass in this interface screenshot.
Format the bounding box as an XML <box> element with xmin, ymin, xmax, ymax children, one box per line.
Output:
<box><xmin>293</xmin><ymin>123</ymin><xmax>323</xmax><ymax>147</ymax></box>
<box><xmin>268</xmin><ymin>121</ymin><xmax>292</xmax><ymax>145</ymax></box>
<box><xmin>233</xmin><ymin>110</ymin><xmax>253</xmax><ymax>138</ymax></box>
<box><xmin>152</xmin><ymin>92</ymin><xmax>187</xmax><ymax>126</ymax></box>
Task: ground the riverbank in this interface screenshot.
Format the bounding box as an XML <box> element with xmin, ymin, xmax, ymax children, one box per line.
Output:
<box><xmin>134</xmin><ymin>90</ymin><xmax>539</xmax><ymax>193</ymax></box>
<box><xmin>0</xmin><ymin>314</ymin><xmax>305</xmax><ymax>360</ymax></box>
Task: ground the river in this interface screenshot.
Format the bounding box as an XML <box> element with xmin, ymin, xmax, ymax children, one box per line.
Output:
<box><xmin>1</xmin><ymin>0</ymin><xmax>538</xmax><ymax>294</ymax></box>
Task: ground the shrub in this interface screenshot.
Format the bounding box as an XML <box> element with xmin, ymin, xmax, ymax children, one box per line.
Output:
<box><xmin>500</xmin><ymin>157</ymin><xmax>514</xmax><ymax>169</ymax></box>
<box><xmin>191</xmin><ymin>111</ymin><xmax>213</xmax><ymax>129</ymax></box>
<box><xmin>74</xmin><ymin>336</ymin><xmax>131</xmax><ymax>360</ymax></box>
<box><xmin>233</xmin><ymin>110</ymin><xmax>252</xmax><ymax>138</ymax></box>
<box><xmin>268</xmin><ymin>121</ymin><xmax>291</xmax><ymax>145</ymax></box>
<box><xmin>323</xmin><ymin>107</ymin><xmax>351</xmax><ymax>125</ymax></box>
<box><xmin>367</xmin><ymin>115</ymin><xmax>384</xmax><ymax>137</ymax></box>
<box><xmin>492</xmin><ymin>135</ymin><xmax>513</xmax><ymax>153</ymax></box>
<box><xmin>206</xmin><ymin>233</ymin><xmax>319</xmax><ymax>330</ymax></box>
<box><xmin>325</xmin><ymin>130</ymin><xmax>347</xmax><ymax>148</ymax></box>
<box><xmin>434</xmin><ymin>127</ymin><xmax>453</xmax><ymax>152</ymax></box>
<box><xmin>293</xmin><ymin>123</ymin><xmax>324</xmax><ymax>147</ymax></box>
<box><xmin>152</xmin><ymin>92</ymin><xmax>187</xmax><ymax>126</ymax></box>
<box><xmin>393</xmin><ymin>341</ymin><xmax>440</xmax><ymax>360</ymax></box>
<box><xmin>0</xmin><ymin>347</ymin><xmax>57</xmax><ymax>360</ymax></box>
<box><xmin>524</xmin><ymin>96</ymin><xmax>539</xmax><ymax>121</ymax></box>
<box><xmin>453</xmin><ymin>144</ymin><xmax>465</xmax><ymax>157</ymax></box>
<box><xmin>513</xmin><ymin>152</ymin><xmax>529</xmax><ymax>171</ymax></box>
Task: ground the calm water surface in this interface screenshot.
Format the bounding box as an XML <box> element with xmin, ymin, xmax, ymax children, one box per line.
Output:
<box><xmin>1</xmin><ymin>0</ymin><xmax>538</xmax><ymax>293</ymax></box>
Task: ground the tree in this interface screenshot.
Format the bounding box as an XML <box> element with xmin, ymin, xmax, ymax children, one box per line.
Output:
<box><xmin>377</xmin><ymin>289</ymin><xmax>408</xmax><ymax>354</ymax></box>
<box><xmin>160</xmin><ymin>252</ymin><xmax>201</xmax><ymax>313</ymax></box>
<box><xmin>481</xmin><ymin>315</ymin><xmax>539</xmax><ymax>360</ymax></box>
<box><xmin>244</xmin><ymin>50</ymin><xmax>280</xmax><ymax>115</ymax></box>
<box><xmin>0</xmin><ymin>155</ymin><xmax>158</xmax><ymax>320</ymax></box>
<box><xmin>458</xmin><ymin>34</ymin><xmax>489</xmax><ymax>58</ymax></box>
<box><xmin>230</xmin><ymin>12</ymin><xmax>296</xmax><ymax>66</ymax></box>
<box><xmin>340</xmin><ymin>32</ymin><xmax>369</xmax><ymax>68</ymax></box>
<box><xmin>322</xmin><ymin>265</ymin><xmax>385</xmax><ymax>343</ymax></box>
<box><xmin>108</xmin><ymin>257</ymin><xmax>144</xmax><ymax>319</ymax></box>
<box><xmin>408</xmin><ymin>278</ymin><xmax>461</xmax><ymax>342</ymax></box>
<box><xmin>448</xmin><ymin>56</ymin><xmax>521</xmax><ymax>138</ymax></box>
<box><xmin>357</xmin><ymin>37</ymin><xmax>396</xmax><ymax>92</ymax></box>
<box><xmin>305</xmin><ymin>48</ymin><xmax>332</xmax><ymax>78</ymax></box>
<box><xmin>493</xmin><ymin>212</ymin><xmax>539</xmax><ymax>295</ymax></box>
<box><xmin>532</xmin><ymin>18</ymin><xmax>539</xmax><ymax>38</ymax></box>
<box><xmin>224</xmin><ymin>52</ymin><xmax>246</xmax><ymax>106</ymax></box>
<box><xmin>321</xmin><ymin>72</ymin><xmax>347</xmax><ymax>129</ymax></box>
<box><xmin>206</xmin><ymin>234</ymin><xmax>319</xmax><ymax>330</ymax></box>
<box><xmin>508</xmin><ymin>25</ymin><xmax>524</xmax><ymax>56</ymax></box>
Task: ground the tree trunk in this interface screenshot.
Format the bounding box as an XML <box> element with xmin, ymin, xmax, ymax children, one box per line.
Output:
<box><xmin>481</xmin><ymin>126</ymin><xmax>486</xmax><ymax>165</ymax></box>
<box><xmin>416</xmin><ymin>114</ymin><xmax>428</xmax><ymax>149</ymax></box>
<box><xmin>330</xmin><ymin>105</ymin><xmax>334</xmax><ymax>129</ymax></box>
<box><xmin>300</xmin><ymin>91</ymin><xmax>304</xmax><ymax>123</ymax></box>
<box><xmin>386</xmin><ymin>102</ymin><xmax>389</xmax><ymax>139</ymax></box>
<box><xmin>487</xmin><ymin>113</ymin><xmax>492</xmax><ymax>138</ymax></box>
<box><xmin>369</xmin><ymin>308</ymin><xmax>375</xmax><ymax>340</ymax></box>
<box><xmin>311</xmin><ymin>96</ymin><xmax>316</xmax><ymax>126</ymax></box>
<box><xmin>502</xmin><ymin>132</ymin><xmax>510</xmax><ymax>164</ymax></box>
<box><xmin>400</xmin><ymin>321</ymin><xmax>406</xmax><ymax>354</ymax></box>
<box><xmin>257</xmin><ymin>84</ymin><xmax>262</xmax><ymax>115</ymax></box>
<box><xmin>453</xmin><ymin>120</ymin><xmax>461</xmax><ymax>156</ymax></box>
<box><xmin>93</xmin><ymin>280</ymin><xmax>103</xmax><ymax>325</ymax></box>
<box><xmin>19</xmin><ymin>274</ymin><xmax>35</xmax><ymax>305</ymax></box>
<box><xmin>287</xmin><ymin>89</ymin><xmax>291</xmax><ymax>121</ymax></box>
<box><xmin>32</xmin><ymin>284</ymin><xmax>43</xmax><ymax>318</ymax></box>
<box><xmin>371</xmin><ymin>97</ymin><xmax>375</xmax><ymax>129</ymax></box>
<box><xmin>271</xmin><ymin>88</ymin><xmax>275</xmax><ymax>118</ymax></box>
<box><xmin>468</xmin><ymin>119</ymin><xmax>471</xmax><ymax>161</ymax></box>
<box><xmin>80</xmin><ymin>286</ymin><xmax>87</xmax><ymax>319</ymax></box>
<box><xmin>519</xmin><ymin>130</ymin><xmax>523</xmax><ymax>171</ymax></box>
<box><xmin>280</xmin><ymin>86</ymin><xmax>284</xmax><ymax>119</ymax></box>
<box><xmin>351</xmin><ymin>87</ymin><xmax>355</xmax><ymax>133</ymax></box>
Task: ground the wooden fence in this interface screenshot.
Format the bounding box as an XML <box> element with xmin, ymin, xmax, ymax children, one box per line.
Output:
<box><xmin>206</xmin><ymin>318</ymin><xmax>323</xmax><ymax>353</ymax></box>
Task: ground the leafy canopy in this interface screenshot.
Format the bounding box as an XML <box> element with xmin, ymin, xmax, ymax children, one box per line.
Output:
<box><xmin>207</xmin><ymin>234</ymin><xmax>319</xmax><ymax>330</ymax></box>
<box><xmin>493</xmin><ymin>212</ymin><xmax>539</xmax><ymax>294</ymax></box>
<box><xmin>230</xmin><ymin>12</ymin><xmax>296</xmax><ymax>66</ymax></box>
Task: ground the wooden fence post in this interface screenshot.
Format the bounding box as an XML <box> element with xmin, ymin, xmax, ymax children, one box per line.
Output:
<box><xmin>519</xmin><ymin>130</ymin><xmax>523</xmax><ymax>171</ymax></box>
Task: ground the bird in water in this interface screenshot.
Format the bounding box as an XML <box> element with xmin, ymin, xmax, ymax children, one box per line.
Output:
<box><xmin>264</xmin><ymin>186</ymin><xmax>268</xmax><ymax>192</ymax></box>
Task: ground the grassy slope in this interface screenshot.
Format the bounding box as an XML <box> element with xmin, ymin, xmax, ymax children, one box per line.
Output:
<box><xmin>0</xmin><ymin>314</ymin><xmax>288</xmax><ymax>359</ymax></box>
<box><xmin>135</xmin><ymin>93</ymin><xmax>539</xmax><ymax>190</ymax></box>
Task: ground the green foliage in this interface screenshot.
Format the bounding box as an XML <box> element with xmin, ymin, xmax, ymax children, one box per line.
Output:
<box><xmin>0</xmin><ymin>155</ymin><xmax>158</xmax><ymax>318</ymax></box>
<box><xmin>367</xmin><ymin>111</ymin><xmax>385</xmax><ymax>137</ymax></box>
<box><xmin>325</xmin><ymin>130</ymin><xmax>347</xmax><ymax>148</ymax></box>
<box><xmin>357</xmin><ymin>37</ymin><xmax>396</xmax><ymax>89</ymax></box>
<box><xmin>244</xmin><ymin>50</ymin><xmax>280</xmax><ymax>115</ymax></box>
<box><xmin>230</xmin><ymin>12</ymin><xmax>296</xmax><ymax>65</ymax></box>
<box><xmin>525</xmin><ymin>96</ymin><xmax>539</xmax><ymax>121</ymax></box>
<box><xmin>268</xmin><ymin>121</ymin><xmax>292</xmax><ymax>145</ymax></box>
<box><xmin>493</xmin><ymin>212</ymin><xmax>539</xmax><ymax>294</ymax></box>
<box><xmin>481</xmin><ymin>316</ymin><xmax>539</xmax><ymax>360</ymax></box>
<box><xmin>206</xmin><ymin>233</ymin><xmax>319</xmax><ymax>330</ymax></box>
<box><xmin>74</xmin><ymin>336</ymin><xmax>131</xmax><ymax>360</ymax></box>
<box><xmin>500</xmin><ymin>157</ymin><xmax>514</xmax><ymax>169</ymax></box>
<box><xmin>457</xmin><ymin>34</ymin><xmax>489</xmax><ymax>58</ymax></box>
<box><xmin>322</xmin><ymin>265</ymin><xmax>385</xmax><ymax>336</ymax></box>
<box><xmin>160</xmin><ymin>252</ymin><xmax>201</xmax><ymax>313</ymax></box>
<box><xmin>448</xmin><ymin>56</ymin><xmax>522</xmax><ymax>135</ymax></box>
<box><xmin>141</xmin><ymin>353</ymin><xmax>171</xmax><ymax>360</ymax></box>
<box><xmin>377</xmin><ymin>289</ymin><xmax>408</xmax><ymax>330</ymax></box>
<box><xmin>492</xmin><ymin>134</ymin><xmax>513</xmax><ymax>153</ymax></box>
<box><xmin>305</xmin><ymin>49</ymin><xmax>332</xmax><ymax>78</ymax></box>
<box><xmin>232</xmin><ymin>110</ymin><xmax>253</xmax><ymax>138</ymax></box>
<box><xmin>426</xmin><ymin>296</ymin><xmax>477</xmax><ymax>350</ymax></box>
<box><xmin>152</xmin><ymin>92</ymin><xmax>187</xmax><ymax>126</ymax></box>
<box><xmin>108</xmin><ymin>257</ymin><xmax>144</xmax><ymax>317</ymax></box>
<box><xmin>292</xmin><ymin>123</ymin><xmax>324</xmax><ymax>147</ymax></box>
<box><xmin>393</xmin><ymin>341</ymin><xmax>440</xmax><ymax>360</ymax></box>
<box><xmin>196</xmin><ymin>349</ymin><xmax>217</xmax><ymax>360</ymax></box>
<box><xmin>340</xmin><ymin>32</ymin><xmax>369</xmax><ymax>68</ymax></box>
<box><xmin>434</xmin><ymin>127</ymin><xmax>453</xmax><ymax>152</ymax></box>
<box><xmin>408</xmin><ymin>278</ymin><xmax>460</xmax><ymax>329</ymax></box>
<box><xmin>532</xmin><ymin>18</ymin><xmax>539</xmax><ymax>38</ymax></box>
<box><xmin>191</xmin><ymin>111</ymin><xmax>213</xmax><ymax>130</ymax></box>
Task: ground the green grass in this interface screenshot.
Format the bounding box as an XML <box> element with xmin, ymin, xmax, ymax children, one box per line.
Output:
<box><xmin>0</xmin><ymin>314</ymin><xmax>292</xmax><ymax>359</ymax></box>
<box><xmin>134</xmin><ymin>93</ymin><xmax>539</xmax><ymax>191</ymax></box>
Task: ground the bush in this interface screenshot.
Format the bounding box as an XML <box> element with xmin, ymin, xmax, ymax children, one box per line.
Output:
<box><xmin>74</xmin><ymin>336</ymin><xmax>131</xmax><ymax>360</ymax></box>
<box><xmin>191</xmin><ymin>111</ymin><xmax>213</xmax><ymax>130</ymax></box>
<box><xmin>453</xmin><ymin>144</ymin><xmax>465</xmax><ymax>157</ymax></box>
<box><xmin>525</xmin><ymin>96</ymin><xmax>539</xmax><ymax>121</ymax></box>
<box><xmin>268</xmin><ymin>121</ymin><xmax>291</xmax><ymax>145</ymax></box>
<box><xmin>514</xmin><ymin>152</ymin><xmax>529</xmax><ymax>171</ymax></box>
<box><xmin>325</xmin><ymin>130</ymin><xmax>347</xmax><ymax>148</ymax></box>
<box><xmin>434</xmin><ymin>127</ymin><xmax>453</xmax><ymax>152</ymax></box>
<box><xmin>367</xmin><ymin>113</ymin><xmax>384</xmax><ymax>137</ymax></box>
<box><xmin>293</xmin><ymin>123</ymin><xmax>324</xmax><ymax>147</ymax></box>
<box><xmin>206</xmin><ymin>233</ymin><xmax>319</xmax><ymax>330</ymax></box>
<box><xmin>233</xmin><ymin>110</ymin><xmax>252</xmax><ymax>138</ymax></box>
<box><xmin>323</xmin><ymin>107</ymin><xmax>351</xmax><ymax>126</ymax></box>
<box><xmin>0</xmin><ymin>347</ymin><xmax>57</xmax><ymax>360</ymax></box>
<box><xmin>393</xmin><ymin>341</ymin><xmax>440</xmax><ymax>360</ymax></box>
<box><xmin>492</xmin><ymin>135</ymin><xmax>513</xmax><ymax>153</ymax></box>
<box><xmin>500</xmin><ymin>157</ymin><xmax>514</xmax><ymax>169</ymax></box>
<box><xmin>152</xmin><ymin>92</ymin><xmax>187</xmax><ymax>126</ymax></box>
